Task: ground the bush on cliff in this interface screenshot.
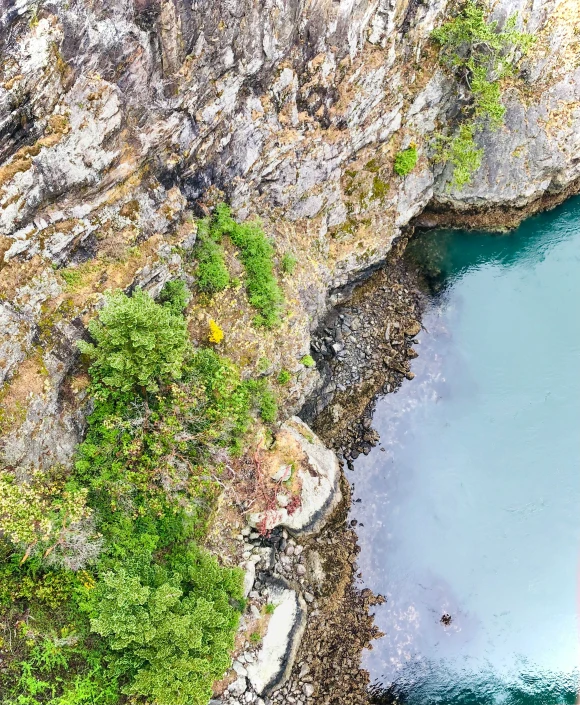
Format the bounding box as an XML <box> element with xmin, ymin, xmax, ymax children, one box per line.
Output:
<box><xmin>431</xmin><ymin>0</ymin><xmax>534</xmax><ymax>187</ymax></box>
<box><xmin>194</xmin><ymin>204</ymin><xmax>284</xmax><ymax>327</ymax></box>
<box><xmin>394</xmin><ymin>146</ymin><xmax>418</xmax><ymax>177</ymax></box>
<box><xmin>77</xmin><ymin>288</ymin><xmax>189</xmax><ymax>395</ymax></box>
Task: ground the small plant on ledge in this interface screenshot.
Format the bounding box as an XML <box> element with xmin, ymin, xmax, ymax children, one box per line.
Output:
<box><xmin>394</xmin><ymin>146</ymin><xmax>418</xmax><ymax>177</ymax></box>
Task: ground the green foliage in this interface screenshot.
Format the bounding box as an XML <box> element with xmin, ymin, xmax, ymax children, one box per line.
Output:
<box><xmin>196</xmin><ymin>204</ymin><xmax>284</xmax><ymax>327</ymax></box>
<box><xmin>280</xmin><ymin>253</ymin><xmax>297</xmax><ymax>275</ymax></box>
<box><xmin>277</xmin><ymin>369</ymin><xmax>291</xmax><ymax>385</ymax></box>
<box><xmin>431</xmin><ymin>0</ymin><xmax>534</xmax><ymax>186</ymax></box>
<box><xmin>195</xmin><ymin>219</ymin><xmax>230</xmax><ymax>293</ymax></box>
<box><xmin>393</xmin><ymin>147</ymin><xmax>418</xmax><ymax>177</ymax></box>
<box><xmin>300</xmin><ymin>355</ymin><xmax>315</xmax><ymax>368</ymax></box>
<box><xmin>431</xmin><ymin>2</ymin><xmax>534</xmax><ymax>78</ymax></box>
<box><xmin>86</xmin><ymin>547</ymin><xmax>242</xmax><ymax>705</ymax></box>
<box><xmin>433</xmin><ymin>122</ymin><xmax>484</xmax><ymax>188</ymax></box>
<box><xmin>213</xmin><ymin>204</ymin><xmax>283</xmax><ymax>327</ymax></box>
<box><xmin>158</xmin><ymin>279</ymin><xmax>191</xmax><ymax>315</ymax></box>
<box><xmin>256</xmin><ymin>384</ymin><xmax>277</xmax><ymax>423</ymax></box>
<box><xmin>1</xmin><ymin>284</ymin><xmax>269</xmax><ymax>704</ymax></box>
<box><xmin>60</xmin><ymin>269</ymin><xmax>83</xmax><ymax>289</ymax></box>
<box><xmin>77</xmin><ymin>289</ymin><xmax>189</xmax><ymax>395</ymax></box>
<box><xmin>2</xmin><ymin>224</ymin><xmax>288</xmax><ymax>703</ymax></box>
<box><xmin>0</xmin><ymin>470</ymin><xmax>89</xmax><ymax>559</ymax></box>
<box><xmin>265</xmin><ymin>602</ymin><xmax>276</xmax><ymax>615</ymax></box>
<box><xmin>249</xmin><ymin>631</ymin><xmax>261</xmax><ymax>644</ymax></box>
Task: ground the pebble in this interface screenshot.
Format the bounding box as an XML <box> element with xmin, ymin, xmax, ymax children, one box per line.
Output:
<box><xmin>294</xmin><ymin>545</ymin><xmax>303</xmax><ymax>556</ymax></box>
<box><xmin>303</xmin><ymin>683</ymin><xmax>315</xmax><ymax>697</ymax></box>
<box><xmin>303</xmin><ymin>592</ymin><xmax>314</xmax><ymax>603</ymax></box>
<box><xmin>285</xmin><ymin>545</ymin><xmax>295</xmax><ymax>556</ymax></box>
<box><xmin>295</xmin><ymin>564</ymin><xmax>306</xmax><ymax>576</ymax></box>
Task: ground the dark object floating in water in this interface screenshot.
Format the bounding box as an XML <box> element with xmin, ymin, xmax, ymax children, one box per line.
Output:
<box><xmin>440</xmin><ymin>613</ymin><xmax>452</xmax><ymax>626</ymax></box>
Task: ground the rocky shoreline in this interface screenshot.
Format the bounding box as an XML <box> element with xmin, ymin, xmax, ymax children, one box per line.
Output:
<box><xmin>215</xmin><ymin>235</ymin><xmax>429</xmax><ymax>705</ymax></box>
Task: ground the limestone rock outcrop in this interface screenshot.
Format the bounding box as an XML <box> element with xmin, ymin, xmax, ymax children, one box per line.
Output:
<box><xmin>1</xmin><ymin>0</ymin><xmax>579</xmax><ymax>465</ymax></box>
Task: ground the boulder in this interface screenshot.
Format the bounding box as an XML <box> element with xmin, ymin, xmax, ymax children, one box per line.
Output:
<box><xmin>246</xmin><ymin>577</ymin><xmax>307</xmax><ymax>696</ymax></box>
<box><xmin>248</xmin><ymin>417</ymin><xmax>342</xmax><ymax>536</ymax></box>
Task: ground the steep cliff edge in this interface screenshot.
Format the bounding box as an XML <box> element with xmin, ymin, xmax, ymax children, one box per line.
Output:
<box><xmin>1</xmin><ymin>0</ymin><xmax>579</xmax><ymax>469</ymax></box>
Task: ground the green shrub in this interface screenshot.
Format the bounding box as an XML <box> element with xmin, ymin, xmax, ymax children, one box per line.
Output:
<box><xmin>87</xmin><ymin>548</ymin><xmax>242</xmax><ymax>705</ymax></box>
<box><xmin>433</xmin><ymin>123</ymin><xmax>484</xmax><ymax>188</ymax></box>
<box><xmin>211</xmin><ymin>204</ymin><xmax>283</xmax><ymax>328</ymax></box>
<box><xmin>195</xmin><ymin>219</ymin><xmax>230</xmax><ymax>293</ymax></box>
<box><xmin>257</xmin><ymin>385</ymin><xmax>277</xmax><ymax>423</ymax></box>
<box><xmin>393</xmin><ymin>147</ymin><xmax>418</xmax><ymax>177</ymax></box>
<box><xmin>265</xmin><ymin>602</ymin><xmax>276</xmax><ymax>614</ymax></box>
<box><xmin>0</xmin><ymin>469</ymin><xmax>89</xmax><ymax>560</ymax></box>
<box><xmin>280</xmin><ymin>253</ymin><xmax>297</xmax><ymax>275</ymax></box>
<box><xmin>277</xmin><ymin>369</ymin><xmax>291</xmax><ymax>385</ymax></box>
<box><xmin>78</xmin><ymin>289</ymin><xmax>189</xmax><ymax>395</ymax></box>
<box><xmin>194</xmin><ymin>205</ymin><xmax>285</xmax><ymax>327</ymax></box>
<box><xmin>431</xmin><ymin>0</ymin><xmax>534</xmax><ymax>186</ymax></box>
<box><xmin>300</xmin><ymin>355</ymin><xmax>315</xmax><ymax>368</ymax></box>
<box><xmin>159</xmin><ymin>279</ymin><xmax>191</xmax><ymax>314</ymax></box>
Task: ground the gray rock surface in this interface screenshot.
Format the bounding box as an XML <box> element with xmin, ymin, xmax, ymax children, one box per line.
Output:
<box><xmin>246</xmin><ymin>578</ymin><xmax>307</xmax><ymax>696</ymax></box>
<box><xmin>248</xmin><ymin>417</ymin><xmax>342</xmax><ymax>536</ymax></box>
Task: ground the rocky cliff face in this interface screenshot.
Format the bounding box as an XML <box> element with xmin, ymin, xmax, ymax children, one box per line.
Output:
<box><xmin>1</xmin><ymin>0</ymin><xmax>579</xmax><ymax>467</ymax></box>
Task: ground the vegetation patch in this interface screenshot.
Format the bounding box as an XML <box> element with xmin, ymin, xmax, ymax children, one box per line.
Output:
<box><xmin>281</xmin><ymin>253</ymin><xmax>297</xmax><ymax>275</ymax></box>
<box><xmin>195</xmin><ymin>218</ymin><xmax>230</xmax><ymax>293</ymax></box>
<box><xmin>393</xmin><ymin>147</ymin><xmax>418</xmax><ymax>177</ymax></box>
<box><xmin>0</xmin><ymin>287</ymin><xmax>289</xmax><ymax>704</ymax></box>
<box><xmin>431</xmin><ymin>0</ymin><xmax>534</xmax><ymax>187</ymax></box>
<box><xmin>194</xmin><ymin>205</ymin><xmax>284</xmax><ymax>328</ymax></box>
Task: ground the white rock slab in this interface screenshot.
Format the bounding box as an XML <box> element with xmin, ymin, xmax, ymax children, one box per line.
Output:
<box><xmin>246</xmin><ymin>578</ymin><xmax>307</xmax><ymax>695</ymax></box>
<box><xmin>248</xmin><ymin>417</ymin><xmax>342</xmax><ymax>536</ymax></box>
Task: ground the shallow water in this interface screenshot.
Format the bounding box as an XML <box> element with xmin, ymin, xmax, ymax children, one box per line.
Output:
<box><xmin>350</xmin><ymin>198</ymin><xmax>580</xmax><ymax>704</ymax></box>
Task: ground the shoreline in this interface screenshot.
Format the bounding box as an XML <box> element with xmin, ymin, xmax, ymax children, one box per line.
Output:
<box><xmin>216</xmin><ymin>235</ymin><xmax>429</xmax><ymax>705</ymax></box>
<box><xmin>221</xmin><ymin>190</ymin><xmax>580</xmax><ymax>705</ymax></box>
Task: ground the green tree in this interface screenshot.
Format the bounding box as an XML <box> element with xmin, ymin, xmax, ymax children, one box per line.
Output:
<box><xmin>431</xmin><ymin>1</ymin><xmax>534</xmax><ymax>186</ymax></box>
<box><xmin>88</xmin><ymin>548</ymin><xmax>242</xmax><ymax>705</ymax></box>
<box><xmin>78</xmin><ymin>289</ymin><xmax>189</xmax><ymax>395</ymax></box>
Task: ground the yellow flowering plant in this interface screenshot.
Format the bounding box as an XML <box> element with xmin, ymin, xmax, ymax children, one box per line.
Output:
<box><xmin>208</xmin><ymin>319</ymin><xmax>224</xmax><ymax>344</ymax></box>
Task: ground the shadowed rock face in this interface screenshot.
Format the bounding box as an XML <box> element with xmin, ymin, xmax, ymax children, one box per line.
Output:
<box><xmin>0</xmin><ymin>0</ymin><xmax>578</xmax><ymax>469</ymax></box>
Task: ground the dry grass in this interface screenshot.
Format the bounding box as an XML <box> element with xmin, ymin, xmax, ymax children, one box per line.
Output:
<box><xmin>0</xmin><ymin>355</ymin><xmax>47</xmax><ymax>436</ymax></box>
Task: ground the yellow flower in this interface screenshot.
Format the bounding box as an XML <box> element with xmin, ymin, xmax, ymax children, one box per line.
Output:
<box><xmin>208</xmin><ymin>319</ymin><xmax>224</xmax><ymax>344</ymax></box>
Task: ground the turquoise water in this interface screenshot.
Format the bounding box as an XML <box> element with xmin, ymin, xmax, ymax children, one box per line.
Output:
<box><xmin>350</xmin><ymin>198</ymin><xmax>580</xmax><ymax>704</ymax></box>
